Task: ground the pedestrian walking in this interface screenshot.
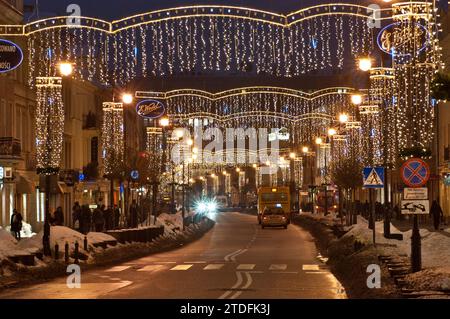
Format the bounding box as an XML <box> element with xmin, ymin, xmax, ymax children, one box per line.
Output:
<box><xmin>114</xmin><ymin>205</ymin><xmax>120</xmax><ymax>229</ymax></box>
<box><xmin>81</xmin><ymin>205</ymin><xmax>92</xmax><ymax>234</ymax></box>
<box><xmin>93</xmin><ymin>206</ymin><xmax>105</xmax><ymax>232</ymax></box>
<box><xmin>54</xmin><ymin>206</ymin><xmax>64</xmax><ymax>226</ymax></box>
<box><xmin>10</xmin><ymin>209</ymin><xmax>23</xmax><ymax>240</ymax></box>
<box><xmin>129</xmin><ymin>200</ymin><xmax>138</xmax><ymax>228</ymax></box>
<box><xmin>430</xmin><ymin>199</ymin><xmax>444</xmax><ymax>231</ymax></box>
<box><xmin>72</xmin><ymin>202</ymin><xmax>81</xmax><ymax>231</ymax></box>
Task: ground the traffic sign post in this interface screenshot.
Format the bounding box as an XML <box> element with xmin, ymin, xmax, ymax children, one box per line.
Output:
<box><xmin>400</xmin><ymin>158</ymin><xmax>430</xmax><ymax>273</ymax></box>
<box><xmin>362</xmin><ymin>167</ymin><xmax>385</xmax><ymax>246</ymax></box>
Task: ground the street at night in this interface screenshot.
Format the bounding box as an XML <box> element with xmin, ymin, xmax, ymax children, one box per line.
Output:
<box><xmin>1</xmin><ymin>0</ymin><xmax>450</xmax><ymax>315</ymax></box>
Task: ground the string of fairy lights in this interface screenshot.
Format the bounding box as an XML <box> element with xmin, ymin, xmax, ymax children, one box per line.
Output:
<box><xmin>35</xmin><ymin>77</ymin><xmax>65</xmax><ymax>173</ymax></box>
<box><xmin>8</xmin><ymin>11</ymin><xmax>376</xmax><ymax>87</ymax></box>
<box><xmin>101</xmin><ymin>102</ymin><xmax>125</xmax><ymax>176</ymax></box>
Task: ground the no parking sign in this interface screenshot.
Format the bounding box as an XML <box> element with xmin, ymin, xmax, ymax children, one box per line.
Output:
<box><xmin>400</xmin><ymin>158</ymin><xmax>430</xmax><ymax>188</ymax></box>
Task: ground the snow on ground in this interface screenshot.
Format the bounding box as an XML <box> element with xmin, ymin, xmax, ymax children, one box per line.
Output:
<box><xmin>139</xmin><ymin>211</ymin><xmax>188</xmax><ymax>235</ymax></box>
<box><xmin>302</xmin><ymin>212</ymin><xmax>450</xmax><ymax>269</ymax></box>
<box><xmin>4</xmin><ymin>222</ymin><xmax>35</xmax><ymax>239</ymax></box>
<box><xmin>87</xmin><ymin>232</ymin><xmax>116</xmax><ymax>244</ymax></box>
<box><xmin>0</xmin><ymin>228</ymin><xmax>18</xmax><ymax>261</ymax></box>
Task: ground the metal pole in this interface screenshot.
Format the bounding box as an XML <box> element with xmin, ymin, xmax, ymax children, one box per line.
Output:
<box><xmin>411</xmin><ymin>214</ymin><xmax>422</xmax><ymax>272</ymax></box>
<box><xmin>324</xmin><ymin>147</ymin><xmax>328</xmax><ymax>216</ymax></box>
<box><xmin>182</xmin><ymin>162</ymin><xmax>186</xmax><ymax>230</ymax></box>
<box><xmin>311</xmin><ymin>155</ymin><xmax>315</xmax><ymax>214</ymax></box>
<box><xmin>171</xmin><ymin>165</ymin><xmax>176</xmax><ymax>214</ymax></box>
<box><xmin>43</xmin><ymin>173</ymin><xmax>51</xmax><ymax>256</ymax></box>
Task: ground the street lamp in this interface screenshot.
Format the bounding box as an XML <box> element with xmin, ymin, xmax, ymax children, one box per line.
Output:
<box><xmin>351</xmin><ymin>94</ymin><xmax>363</xmax><ymax>106</ymax></box>
<box><xmin>122</xmin><ymin>93</ymin><xmax>133</xmax><ymax>105</ymax></box>
<box><xmin>358</xmin><ymin>57</ymin><xmax>373</xmax><ymax>72</ymax></box>
<box><xmin>57</xmin><ymin>62</ymin><xmax>73</xmax><ymax>76</ymax></box>
<box><xmin>339</xmin><ymin>113</ymin><xmax>349</xmax><ymax>124</ymax></box>
<box><xmin>303</xmin><ymin>145</ymin><xmax>315</xmax><ymax>214</ymax></box>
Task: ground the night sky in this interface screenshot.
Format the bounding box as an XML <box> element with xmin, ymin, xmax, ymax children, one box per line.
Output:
<box><xmin>24</xmin><ymin>0</ymin><xmax>377</xmax><ymax>21</ymax></box>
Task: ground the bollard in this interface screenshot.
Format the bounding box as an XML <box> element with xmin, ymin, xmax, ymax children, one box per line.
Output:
<box><xmin>54</xmin><ymin>243</ymin><xmax>59</xmax><ymax>260</ymax></box>
<box><xmin>65</xmin><ymin>242</ymin><xmax>69</xmax><ymax>263</ymax></box>
<box><xmin>74</xmin><ymin>241</ymin><xmax>79</xmax><ymax>265</ymax></box>
<box><xmin>84</xmin><ymin>236</ymin><xmax>88</xmax><ymax>251</ymax></box>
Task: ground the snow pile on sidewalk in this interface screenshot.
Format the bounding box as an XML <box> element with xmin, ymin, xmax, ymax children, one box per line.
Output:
<box><xmin>405</xmin><ymin>267</ymin><xmax>450</xmax><ymax>292</ymax></box>
<box><xmin>4</xmin><ymin>222</ymin><xmax>35</xmax><ymax>239</ymax></box>
<box><xmin>0</xmin><ymin>228</ymin><xmax>18</xmax><ymax>262</ymax></box>
<box><xmin>139</xmin><ymin>212</ymin><xmax>186</xmax><ymax>235</ymax></box>
<box><xmin>87</xmin><ymin>232</ymin><xmax>116</xmax><ymax>244</ymax></box>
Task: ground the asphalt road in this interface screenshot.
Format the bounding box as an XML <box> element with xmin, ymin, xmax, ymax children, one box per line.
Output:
<box><xmin>0</xmin><ymin>212</ymin><xmax>346</xmax><ymax>299</ymax></box>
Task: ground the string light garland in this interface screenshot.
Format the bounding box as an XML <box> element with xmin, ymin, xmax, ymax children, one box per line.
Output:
<box><xmin>35</xmin><ymin>77</ymin><xmax>64</xmax><ymax>174</ymax></box>
<box><xmin>102</xmin><ymin>102</ymin><xmax>125</xmax><ymax>176</ymax></box>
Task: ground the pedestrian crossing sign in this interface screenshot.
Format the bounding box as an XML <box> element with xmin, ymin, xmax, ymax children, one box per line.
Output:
<box><xmin>363</xmin><ymin>167</ymin><xmax>385</xmax><ymax>189</ymax></box>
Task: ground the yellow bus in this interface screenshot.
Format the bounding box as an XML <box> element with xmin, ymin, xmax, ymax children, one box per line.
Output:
<box><xmin>257</xmin><ymin>186</ymin><xmax>291</xmax><ymax>224</ymax></box>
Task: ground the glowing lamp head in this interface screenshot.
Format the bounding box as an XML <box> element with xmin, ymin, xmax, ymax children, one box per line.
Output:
<box><xmin>358</xmin><ymin>57</ymin><xmax>372</xmax><ymax>71</ymax></box>
<box><xmin>192</xmin><ymin>147</ymin><xmax>198</xmax><ymax>154</ymax></box>
<box><xmin>328</xmin><ymin>128</ymin><xmax>337</xmax><ymax>136</ymax></box>
<box><xmin>236</xmin><ymin>168</ymin><xmax>241</xmax><ymax>173</ymax></box>
<box><xmin>187</xmin><ymin>139</ymin><xmax>194</xmax><ymax>146</ymax></box>
<box><xmin>302</xmin><ymin>146</ymin><xmax>309</xmax><ymax>154</ymax></box>
<box><xmin>253</xmin><ymin>164</ymin><xmax>258</xmax><ymax>168</ymax></box>
<box><xmin>58</xmin><ymin>62</ymin><xmax>73</xmax><ymax>76</ymax></box>
<box><xmin>122</xmin><ymin>93</ymin><xmax>133</xmax><ymax>104</ymax></box>
<box><xmin>175</xmin><ymin>129</ymin><xmax>184</xmax><ymax>139</ymax></box>
<box><xmin>351</xmin><ymin>94</ymin><xmax>363</xmax><ymax>105</ymax></box>
<box><xmin>315</xmin><ymin>137</ymin><xmax>323</xmax><ymax>145</ymax></box>
<box><xmin>339</xmin><ymin>113</ymin><xmax>349</xmax><ymax>123</ymax></box>
<box><xmin>289</xmin><ymin>152</ymin><xmax>296</xmax><ymax>159</ymax></box>
<box><xmin>159</xmin><ymin>116</ymin><xmax>170</xmax><ymax>127</ymax></box>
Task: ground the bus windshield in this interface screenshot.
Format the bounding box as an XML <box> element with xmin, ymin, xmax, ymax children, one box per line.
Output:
<box><xmin>260</xmin><ymin>192</ymin><xmax>288</xmax><ymax>203</ymax></box>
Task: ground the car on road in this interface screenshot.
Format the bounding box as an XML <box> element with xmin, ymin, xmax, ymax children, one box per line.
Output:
<box><xmin>261</xmin><ymin>207</ymin><xmax>289</xmax><ymax>229</ymax></box>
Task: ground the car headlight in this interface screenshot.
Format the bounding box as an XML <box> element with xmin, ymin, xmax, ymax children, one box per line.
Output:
<box><xmin>207</xmin><ymin>202</ymin><xmax>217</xmax><ymax>212</ymax></box>
<box><xmin>197</xmin><ymin>202</ymin><xmax>207</xmax><ymax>213</ymax></box>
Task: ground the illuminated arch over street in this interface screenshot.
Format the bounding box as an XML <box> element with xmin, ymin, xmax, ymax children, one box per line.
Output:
<box><xmin>0</xmin><ymin>4</ymin><xmax>393</xmax><ymax>86</ymax></box>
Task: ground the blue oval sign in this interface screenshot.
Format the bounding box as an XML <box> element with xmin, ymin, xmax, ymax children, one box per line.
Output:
<box><xmin>0</xmin><ymin>39</ymin><xmax>23</xmax><ymax>73</ymax></box>
<box><xmin>377</xmin><ymin>22</ymin><xmax>429</xmax><ymax>57</ymax></box>
<box><xmin>136</xmin><ymin>99</ymin><xmax>166</xmax><ymax>119</ymax></box>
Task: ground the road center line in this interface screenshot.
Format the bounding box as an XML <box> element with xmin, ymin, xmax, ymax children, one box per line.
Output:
<box><xmin>230</xmin><ymin>272</ymin><xmax>253</xmax><ymax>299</ymax></box>
<box><xmin>224</xmin><ymin>249</ymin><xmax>242</xmax><ymax>262</ymax></box>
<box><xmin>218</xmin><ymin>271</ymin><xmax>244</xmax><ymax>299</ymax></box>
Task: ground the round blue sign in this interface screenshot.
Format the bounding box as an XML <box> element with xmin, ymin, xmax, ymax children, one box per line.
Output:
<box><xmin>136</xmin><ymin>99</ymin><xmax>166</xmax><ymax>119</ymax></box>
<box><xmin>0</xmin><ymin>39</ymin><xmax>24</xmax><ymax>73</ymax></box>
<box><xmin>131</xmin><ymin>170</ymin><xmax>139</xmax><ymax>180</ymax></box>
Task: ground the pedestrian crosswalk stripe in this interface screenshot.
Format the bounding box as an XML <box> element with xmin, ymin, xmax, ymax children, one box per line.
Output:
<box><xmin>105</xmin><ymin>266</ymin><xmax>131</xmax><ymax>272</ymax></box>
<box><xmin>170</xmin><ymin>264</ymin><xmax>193</xmax><ymax>271</ymax></box>
<box><xmin>237</xmin><ymin>264</ymin><xmax>255</xmax><ymax>270</ymax></box>
<box><xmin>137</xmin><ymin>265</ymin><xmax>165</xmax><ymax>272</ymax></box>
<box><xmin>204</xmin><ymin>264</ymin><xmax>225</xmax><ymax>270</ymax></box>
<box><xmin>302</xmin><ymin>264</ymin><xmax>320</xmax><ymax>271</ymax></box>
<box><xmin>269</xmin><ymin>264</ymin><xmax>287</xmax><ymax>270</ymax></box>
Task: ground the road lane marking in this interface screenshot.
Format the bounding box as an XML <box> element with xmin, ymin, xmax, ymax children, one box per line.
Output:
<box><xmin>305</xmin><ymin>271</ymin><xmax>329</xmax><ymax>274</ymax></box>
<box><xmin>185</xmin><ymin>261</ymin><xmax>206</xmax><ymax>264</ymax></box>
<box><xmin>302</xmin><ymin>264</ymin><xmax>320</xmax><ymax>271</ymax></box>
<box><xmin>230</xmin><ymin>249</ymin><xmax>248</xmax><ymax>262</ymax></box>
<box><xmin>224</xmin><ymin>249</ymin><xmax>242</xmax><ymax>262</ymax></box>
<box><xmin>269</xmin><ymin>264</ymin><xmax>287</xmax><ymax>270</ymax></box>
<box><xmin>230</xmin><ymin>272</ymin><xmax>253</xmax><ymax>299</ymax></box>
<box><xmin>272</xmin><ymin>271</ymin><xmax>298</xmax><ymax>274</ymax></box>
<box><xmin>105</xmin><ymin>266</ymin><xmax>131</xmax><ymax>272</ymax></box>
<box><xmin>219</xmin><ymin>272</ymin><xmax>244</xmax><ymax>299</ymax></box>
<box><xmin>170</xmin><ymin>264</ymin><xmax>193</xmax><ymax>271</ymax></box>
<box><xmin>204</xmin><ymin>264</ymin><xmax>225</xmax><ymax>270</ymax></box>
<box><xmin>137</xmin><ymin>265</ymin><xmax>165</xmax><ymax>272</ymax></box>
<box><xmin>237</xmin><ymin>264</ymin><xmax>255</xmax><ymax>270</ymax></box>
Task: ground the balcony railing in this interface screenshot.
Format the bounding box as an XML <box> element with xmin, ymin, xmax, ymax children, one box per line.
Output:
<box><xmin>0</xmin><ymin>137</ymin><xmax>21</xmax><ymax>159</ymax></box>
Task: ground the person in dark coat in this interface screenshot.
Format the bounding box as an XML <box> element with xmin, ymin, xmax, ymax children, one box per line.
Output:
<box><xmin>430</xmin><ymin>200</ymin><xmax>444</xmax><ymax>231</ymax></box>
<box><xmin>129</xmin><ymin>200</ymin><xmax>138</xmax><ymax>229</ymax></box>
<box><xmin>81</xmin><ymin>205</ymin><xmax>92</xmax><ymax>234</ymax></box>
<box><xmin>54</xmin><ymin>206</ymin><xmax>64</xmax><ymax>226</ymax></box>
<box><xmin>10</xmin><ymin>209</ymin><xmax>23</xmax><ymax>240</ymax></box>
<box><xmin>93</xmin><ymin>206</ymin><xmax>104</xmax><ymax>232</ymax></box>
<box><xmin>72</xmin><ymin>202</ymin><xmax>81</xmax><ymax>231</ymax></box>
<box><xmin>114</xmin><ymin>205</ymin><xmax>120</xmax><ymax>229</ymax></box>
<box><xmin>102</xmin><ymin>205</ymin><xmax>112</xmax><ymax>231</ymax></box>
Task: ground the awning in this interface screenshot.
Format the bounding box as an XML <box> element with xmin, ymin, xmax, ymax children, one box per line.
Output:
<box><xmin>58</xmin><ymin>182</ymin><xmax>71</xmax><ymax>194</ymax></box>
<box><xmin>15</xmin><ymin>175</ymin><xmax>35</xmax><ymax>194</ymax></box>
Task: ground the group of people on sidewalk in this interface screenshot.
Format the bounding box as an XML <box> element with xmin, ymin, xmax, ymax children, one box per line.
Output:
<box><xmin>72</xmin><ymin>202</ymin><xmax>121</xmax><ymax>234</ymax></box>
